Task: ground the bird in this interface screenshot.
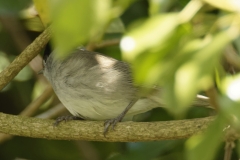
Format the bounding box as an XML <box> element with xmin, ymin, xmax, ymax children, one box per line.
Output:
<box><xmin>42</xmin><ymin>45</ymin><xmax>210</xmax><ymax>135</ymax></box>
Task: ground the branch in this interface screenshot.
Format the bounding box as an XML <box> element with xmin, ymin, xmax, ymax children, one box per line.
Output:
<box><xmin>86</xmin><ymin>39</ymin><xmax>120</xmax><ymax>51</ymax></box>
<box><xmin>224</xmin><ymin>44</ymin><xmax>240</xmax><ymax>70</ymax></box>
<box><xmin>36</xmin><ymin>103</ymin><xmax>67</xmax><ymax>119</ymax></box>
<box><xmin>0</xmin><ymin>112</ymin><xmax>214</xmax><ymax>142</ymax></box>
<box><xmin>20</xmin><ymin>85</ymin><xmax>53</xmax><ymax>116</ymax></box>
<box><xmin>0</xmin><ymin>27</ymin><xmax>51</xmax><ymax>91</ymax></box>
<box><xmin>0</xmin><ymin>103</ymin><xmax>66</xmax><ymax>144</ymax></box>
<box><xmin>223</xmin><ymin>126</ymin><xmax>240</xmax><ymax>160</ymax></box>
<box><xmin>0</xmin><ymin>85</ymin><xmax>53</xmax><ymax>143</ymax></box>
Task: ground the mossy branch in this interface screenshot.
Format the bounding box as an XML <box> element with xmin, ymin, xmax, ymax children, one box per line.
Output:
<box><xmin>0</xmin><ymin>27</ymin><xmax>51</xmax><ymax>91</ymax></box>
<box><xmin>0</xmin><ymin>112</ymin><xmax>214</xmax><ymax>142</ymax></box>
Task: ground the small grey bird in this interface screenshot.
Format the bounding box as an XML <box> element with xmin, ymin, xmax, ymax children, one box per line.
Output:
<box><xmin>43</xmin><ymin>46</ymin><xmax>210</xmax><ymax>135</ymax></box>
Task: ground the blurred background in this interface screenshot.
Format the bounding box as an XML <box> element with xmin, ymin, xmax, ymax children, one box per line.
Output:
<box><xmin>0</xmin><ymin>0</ymin><xmax>240</xmax><ymax>159</ymax></box>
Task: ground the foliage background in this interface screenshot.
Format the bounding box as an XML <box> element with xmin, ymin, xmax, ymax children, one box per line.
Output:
<box><xmin>0</xmin><ymin>0</ymin><xmax>240</xmax><ymax>159</ymax></box>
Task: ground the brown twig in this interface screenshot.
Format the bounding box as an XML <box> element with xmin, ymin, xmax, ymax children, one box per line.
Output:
<box><xmin>0</xmin><ymin>103</ymin><xmax>65</xmax><ymax>144</ymax></box>
<box><xmin>0</xmin><ymin>112</ymin><xmax>215</xmax><ymax>142</ymax></box>
<box><xmin>36</xmin><ymin>103</ymin><xmax>67</xmax><ymax>119</ymax></box>
<box><xmin>223</xmin><ymin>126</ymin><xmax>240</xmax><ymax>160</ymax></box>
<box><xmin>0</xmin><ymin>15</ymin><xmax>31</xmax><ymax>51</ymax></box>
<box><xmin>0</xmin><ymin>27</ymin><xmax>51</xmax><ymax>91</ymax></box>
<box><xmin>0</xmin><ymin>84</ymin><xmax>53</xmax><ymax>143</ymax></box>
<box><xmin>224</xmin><ymin>44</ymin><xmax>240</xmax><ymax>70</ymax></box>
<box><xmin>20</xmin><ymin>85</ymin><xmax>53</xmax><ymax>116</ymax></box>
<box><xmin>224</xmin><ymin>141</ymin><xmax>234</xmax><ymax>160</ymax></box>
<box><xmin>76</xmin><ymin>141</ymin><xmax>100</xmax><ymax>160</ymax></box>
<box><xmin>206</xmin><ymin>87</ymin><xmax>220</xmax><ymax>111</ymax></box>
<box><xmin>86</xmin><ymin>39</ymin><xmax>120</xmax><ymax>51</ymax></box>
<box><xmin>0</xmin><ymin>15</ymin><xmax>47</xmax><ymax>83</ymax></box>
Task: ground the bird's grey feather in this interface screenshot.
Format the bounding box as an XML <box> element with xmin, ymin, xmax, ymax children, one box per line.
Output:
<box><xmin>43</xmin><ymin>48</ymin><xmax>211</xmax><ymax>121</ymax></box>
<box><xmin>43</xmin><ymin>49</ymin><xmax>160</xmax><ymax>120</ymax></box>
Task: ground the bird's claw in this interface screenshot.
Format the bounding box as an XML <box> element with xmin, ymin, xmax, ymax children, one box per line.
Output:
<box><xmin>103</xmin><ymin>117</ymin><xmax>122</xmax><ymax>137</ymax></box>
<box><xmin>53</xmin><ymin>115</ymin><xmax>82</xmax><ymax>126</ymax></box>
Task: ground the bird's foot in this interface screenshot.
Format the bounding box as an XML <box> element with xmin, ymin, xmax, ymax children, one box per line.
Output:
<box><xmin>104</xmin><ymin>115</ymin><xmax>123</xmax><ymax>137</ymax></box>
<box><xmin>53</xmin><ymin>115</ymin><xmax>83</xmax><ymax>126</ymax></box>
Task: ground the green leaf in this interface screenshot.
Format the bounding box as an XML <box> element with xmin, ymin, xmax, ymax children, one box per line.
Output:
<box><xmin>127</xmin><ymin>22</ymin><xmax>239</xmax><ymax>116</ymax></box>
<box><xmin>33</xmin><ymin>0</ymin><xmax>51</xmax><ymax>26</ymax></box>
<box><xmin>164</xmin><ymin>30</ymin><xmax>237</xmax><ymax>115</ymax></box>
<box><xmin>148</xmin><ymin>0</ymin><xmax>176</xmax><ymax>15</ymax></box>
<box><xmin>121</xmin><ymin>13</ymin><xmax>180</xmax><ymax>62</ymax></box>
<box><xmin>51</xmin><ymin>0</ymin><xmax>111</xmax><ymax>57</ymax></box>
<box><xmin>186</xmin><ymin>116</ymin><xmax>224</xmax><ymax>160</ymax></box>
<box><xmin>131</xmin><ymin>23</ymin><xmax>192</xmax><ymax>86</ymax></box>
<box><xmin>187</xmin><ymin>92</ymin><xmax>240</xmax><ymax>160</ymax></box>
<box><xmin>202</xmin><ymin>0</ymin><xmax>240</xmax><ymax>12</ymax></box>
